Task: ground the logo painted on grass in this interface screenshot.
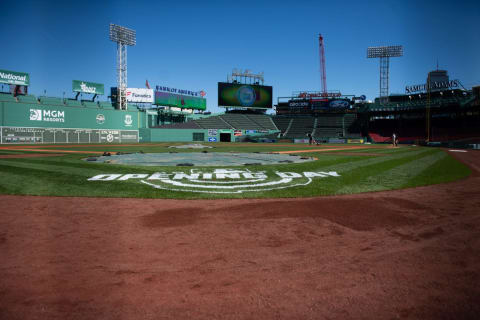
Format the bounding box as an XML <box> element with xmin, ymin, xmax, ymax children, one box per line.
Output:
<box><xmin>88</xmin><ymin>168</ymin><xmax>340</xmax><ymax>194</ymax></box>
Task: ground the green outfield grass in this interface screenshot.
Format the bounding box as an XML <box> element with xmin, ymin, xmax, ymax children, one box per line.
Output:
<box><xmin>0</xmin><ymin>143</ymin><xmax>471</xmax><ymax>199</ymax></box>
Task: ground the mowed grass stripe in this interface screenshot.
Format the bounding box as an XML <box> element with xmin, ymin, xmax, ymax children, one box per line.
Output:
<box><xmin>363</xmin><ymin>150</ymin><xmax>447</xmax><ymax>190</ymax></box>
<box><xmin>404</xmin><ymin>151</ymin><xmax>470</xmax><ymax>187</ymax></box>
<box><xmin>0</xmin><ymin>157</ymin><xmax>131</xmax><ymax>177</ymax></box>
<box><xmin>334</xmin><ymin>149</ymin><xmax>438</xmax><ymax>194</ymax></box>
<box><xmin>313</xmin><ymin>148</ymin><xmax>431</xmax><ymax>174</ymax></box>
<box><xmin>0</xmin><ymin>161</ymin><xmax>104</xmax><ymax>188</ymax></box>
<box><xmin>0</xmin><ymin>157</ymin><xmax>120</xmax><ymax>173</ymax></box>
<box><xmin>0</xmin><ymin>163</ymin><xmax>148</xmax><ymax>197</ymax></box>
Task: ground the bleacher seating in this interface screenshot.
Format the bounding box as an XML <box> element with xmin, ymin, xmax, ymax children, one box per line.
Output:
<box><xmin>82</xmin><ymin>101</ymin><xmax>99</xmax><ymax>108</ymax></box>
<box><xmin>65</xmin><ymin>99</ymin><xmax>83</xmax><ymax>107</ymax></box>
<box><xmin>17</xmin><ymin>94</ymin><xmax>38</xmax><ymax>104</ymax></box>
<box><xmin>0</xmin><ymin>93</ymin><xmax>17</xmax><ymax>102</ymax></box>
<box><xmin>195</xmin><ymin>116</ymin><xmax>232</xmax><ymax>129</ymax></box>
<box><xmin>156</xmin><ymin>121</ymin><xmax>202</xmax><ymax>129</ymax></box>
<box><xmin>285</xmin><ymin>117</ymin><xmax>315</xmax><ymax>138</ymax></box>
<box><xmin>244</xmin><ymin>114</ymin><xmax>278</xmax><ymax>130</ymax></box>
<box><xmin>272</xmin><ymin>117</ymin><xmax>292</xmax><ymax>133</ymax></box>
<box><xmin>99</xmin><ymin>101</ymin><xmax>115</xmax><ymax>109</ymax></box>
<box><xmin>220</xmin><ymin>113</ymin><xmax>266</xmax><ymax>130</ymax></box>
<box><xmin>39</xmin><ymin>96</ymin><xmax>64</xmax><ymax>106</ymax></box>
<box><xmin>314</xmin><ymin>127</ymin><xmax>343</xmax><ymax>139</ymax></box>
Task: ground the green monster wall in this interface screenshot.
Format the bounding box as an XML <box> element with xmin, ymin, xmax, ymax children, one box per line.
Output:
<box><xmin>0</xmin><ymin>101</ymin><xmax>140</xmax><ymax>144</ymax></box>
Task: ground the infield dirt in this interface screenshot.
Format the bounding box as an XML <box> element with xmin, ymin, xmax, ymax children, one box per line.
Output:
<box><xmin>0</xmin><ymin>150</ymin><xmax>479</xmax><ymax>319</ymax></box>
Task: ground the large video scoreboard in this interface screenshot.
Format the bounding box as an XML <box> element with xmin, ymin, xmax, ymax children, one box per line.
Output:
<box><xmin>218</xmin><ymin>82</ymin><xmax>272</xmax><ymax>108</ymax></box>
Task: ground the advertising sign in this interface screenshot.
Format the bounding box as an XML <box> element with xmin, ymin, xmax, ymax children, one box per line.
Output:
<box><xmin>288</xmin><ymin>100</ymin><xmax>310</xmax><ymax>108</ymax></box>
<box><xmin>234</xmin><ymin>130</ymin><xmax>242</xmax><ymax>136</ymax></box>
<box><xmin>155</xmin><ymin>85</ymin><xmax>203</xmax><ymax>97</ymax></box>
<box><xmin>126</xmin><ymin>88</ymin><xmax>154</xmax><ymax>103</ymax></box>
<box><xmin>218</xmin><ymin>82</ymin><xmax>272</xmax><ymax>108</ymax></box>
<box><xmin>72</xmin><ymin>80</ymin><xmax>105</xmax><ymax>95</ymax></box>
<box><xmin>405</xmin><ymin>80</ymin><xmax>460</xmax><ymax>94</ymax></box>
<box><xmin>154</xmin><ymin>91</ymin><xmax>206</xmax><ymax>110</ymax></box>
<box><xmin>328</xmin><ymin>99</ymin><xmax>350</xmax><ymax>108</ymax></box>
<box><xmin>0</xmin><ymin>69</ymin><xmax>29</xmax><ymax>86</ymax></box>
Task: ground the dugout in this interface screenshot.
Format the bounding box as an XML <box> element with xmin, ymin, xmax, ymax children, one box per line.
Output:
<box><xmin>220</xmin><ymin>132</ymin><xmax>231</xmax><ymax>142</ymax></box>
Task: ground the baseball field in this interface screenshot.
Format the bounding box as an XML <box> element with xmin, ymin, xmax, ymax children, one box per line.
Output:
<box><xmin>0</xmin><ymin>143</ymin><xmax>471</xmax><ymax>199</ymax></box>
<box><xmin>0</xmin><ymin>143</ymin><xmax>479</xmax><ymax>319</ymax></box>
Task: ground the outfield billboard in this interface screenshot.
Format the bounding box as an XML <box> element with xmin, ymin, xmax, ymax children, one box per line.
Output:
<box><xmin>0</xmin><ymin>69</ymin><xmax>29</xmax><ymax>86</ymax></box>
<box><xmin>0</xmin><ymin>102</ymin><xmax>138</xmax><ymax>130</ymax></box>
<box><xmin>72</xmin><ymin>80</ymin><xmax>105</xmax><ymax>95</ymax></box>
<box><xmin>154</xmin><ymin>91</ymin><xmax>206</xmax><ymax>110</ymax></box>
<box><xmin>218</xmin><ymin>82</ymin><xmax>272</xmax><ymax>108</ymax></box>
<box><xmin>126</xmin><ymin>88</ymin><xmax>154</xmax><ymax>103</ymax></box>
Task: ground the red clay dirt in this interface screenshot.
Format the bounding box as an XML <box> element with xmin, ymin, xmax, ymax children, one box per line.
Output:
<box><xmin>0</xmin><ymin>150</ymin><xmax>479</xmax><ymax>320</ymax></box>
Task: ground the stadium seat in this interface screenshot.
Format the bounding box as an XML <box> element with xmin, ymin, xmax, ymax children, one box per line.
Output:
<box><xmin>0</xmin><ymin>93</ymin><xmax>17</xmax><ymax>102</ymax></box>
<box><xmin>99</xmin><ymin>101</ymin><xmax>115</xmax><ymax>109</ymax></box>
<box><xmin>65</xmin><ymin>99</ymin><xmax>83</xmax><ymax>107</ymax></box>
<box><xmin>39</xmin><ymin>96</ymin><xmax>64</xmax><ymax>106</ymax></box>
<box><xmin>82</xmin><ymin>101</ymin><xmax>99</xmax><ymax>108</ymax></box>
<box><xmin>17</xmin><ymin>94</ymin><xmax>39</xmax><ymax>104</ymax></box>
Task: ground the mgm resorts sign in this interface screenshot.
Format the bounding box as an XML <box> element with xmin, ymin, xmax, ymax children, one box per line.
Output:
<box><xmin>405</xmin><ymin>79</ymin><xmax>460</xmax><ymax>94</ymax></box>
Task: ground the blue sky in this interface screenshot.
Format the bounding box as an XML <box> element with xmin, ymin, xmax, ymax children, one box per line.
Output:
<box><xmin>1</xmin><ymin>0</ymin><xmax>479</xmax><ymax>112</ymax></box>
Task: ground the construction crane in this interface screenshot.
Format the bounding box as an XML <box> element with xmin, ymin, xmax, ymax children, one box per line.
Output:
<box><xmin>318</xmin><ymin>34</ymin><xmax>327</xmax><ymax>97</ymax></box>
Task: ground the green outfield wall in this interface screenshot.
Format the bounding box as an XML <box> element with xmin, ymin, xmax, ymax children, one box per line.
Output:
<box><xmin>143</xmin><ymin>128</ymin><xmax>278</xmax><ymax>143</ymax></box>
<box><xmin>0</xmin><ymin>101</ymin><xmax>141</xmax><ymax>144</ymax></box>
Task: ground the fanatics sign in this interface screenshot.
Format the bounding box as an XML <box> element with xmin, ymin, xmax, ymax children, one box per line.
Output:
<box><xmin>126</xmin><ymin>88</ymin><xmax>154</xmax><ymax>103</ymax></box>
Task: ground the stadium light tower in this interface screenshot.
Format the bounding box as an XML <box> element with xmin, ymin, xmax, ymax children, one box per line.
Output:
<box><xmin>109</xmin><ymin>23</ymin><xmax>136</xmax><ymax>110</ymax></box>
<box><xmin>367</xmin><ymin>45</ymin><xmax>403</xmax><ymax>102</ymax></box>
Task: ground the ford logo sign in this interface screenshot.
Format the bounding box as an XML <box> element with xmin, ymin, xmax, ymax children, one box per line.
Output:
<box><xmin>329</xmin><ymin>100</ymin><xmax>350</xmax><ymax>108</ymax></box>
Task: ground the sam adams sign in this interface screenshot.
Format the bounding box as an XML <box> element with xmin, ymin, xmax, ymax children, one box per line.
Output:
<box><xmin>0</xmin><ymin>69</ymin><xmax>29</xmax><ymax>86</ymax></box>
<box><xmin>405</xmin><ymin>79</ymin><xmax>460</xmax><ymax>94</ymax></box>
<box><xmin>88</xmin><ymin>168</ymin><xmax>340</xmax><ymax>194</ymax></box>
<box><xmin>72</xmin><ymin>80</ymin><xmax>105</xmax><ymax>95</ymax></box>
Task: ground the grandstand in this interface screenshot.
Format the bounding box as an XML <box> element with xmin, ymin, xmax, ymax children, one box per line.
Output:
<box><xmin>270</xmin><ymin>114</ymin><xmax>362</xmax><ymax>141</ymax></box>
<box><xmin>365</xmin><ymin>88</ymin><xmax>479</xmax><ymax>144</ymax></box>
<box><xmin>155</xmin><ymin>113</ymin><xmax>279</xmax><ymax>132</ymax></box>
<box><xmin>194</xmin><ymin>115</ymin><xmax>232</xmax><ymax>129</ymax></box>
